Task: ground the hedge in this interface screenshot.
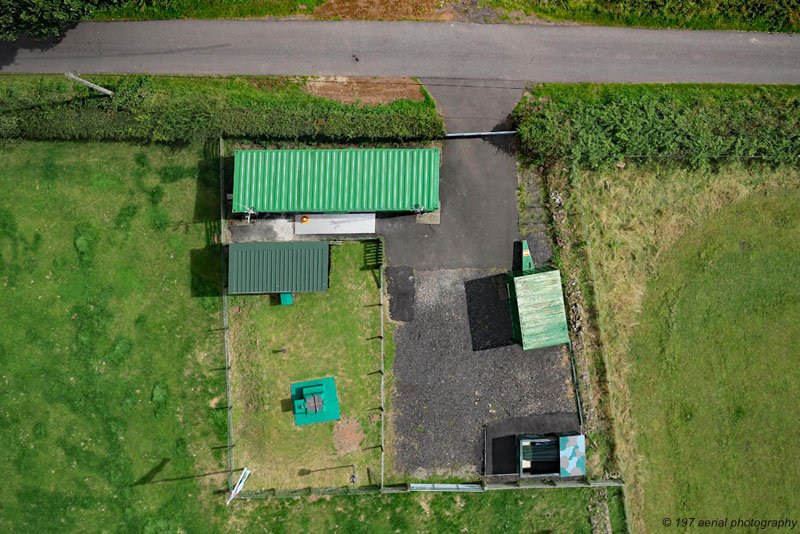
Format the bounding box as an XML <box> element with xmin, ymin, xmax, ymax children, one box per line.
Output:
<box><xmin>513</xmin><ymin>84</ymin><xmax>800</xmax><ymax>168</ymax></box>
<box><xmin>0</xmin><ymin>75</ymin><xmax>445</xmax><ymax>142</ymax></box>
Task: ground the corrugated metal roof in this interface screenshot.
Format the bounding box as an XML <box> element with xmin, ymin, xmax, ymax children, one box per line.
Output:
<box><xmin>228</xmin><ymin>241</ymin><xmax>329</xmax><ymax>294</ymax></box>
<box><xmin>232</xmin><ymin>149</ymin><xmax>440</xmax><ymax>213</ymax></box>
<box><xmin>508</xmin><ymin>269</ymin><xmax>570</xmax><ymax>350</ymax></box>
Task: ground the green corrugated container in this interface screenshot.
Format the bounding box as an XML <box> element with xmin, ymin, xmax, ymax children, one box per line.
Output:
<box><xmin>507</xmin><ymin>268</ymin><xmax>570</xmax><ymax>351</ymax></box>
<box><xmin>228</xmin><ymin>241</ymin><xmax>329</xmax><ymax>295</ymax></box>
<box><xmin>232</xmin><ymin>148</ymin><xmax>440</xmax><ymax>213</ymax></box>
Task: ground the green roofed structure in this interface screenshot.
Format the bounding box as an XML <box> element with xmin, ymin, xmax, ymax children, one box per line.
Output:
<box><xmin>228</xmin><ymin>241</ymin><xmax>329</xmax><ymax>295</ymax></box>
<box><xmin>506</xmin><ymin>241</ymin><xmax>570</xmax><ymax>351</ymax></box>
<box><xmin>291</xmin><ymin>377</ymin><xmax>341</xmax><ymax>426</ymax></box>
<box><xmin>232</xmin><ymin>148</ymin><xmax>440</xmax><ymax>213</ymax></box>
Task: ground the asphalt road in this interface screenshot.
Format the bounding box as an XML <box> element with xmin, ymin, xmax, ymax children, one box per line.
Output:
<box><xmin>2</xmin><ymin>20</ymin><xmax>799</xmax><ymax>83</ymax></box>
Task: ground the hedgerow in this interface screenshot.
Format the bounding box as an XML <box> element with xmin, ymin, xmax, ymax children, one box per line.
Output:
<box><xmin>513</xmin><ymin>84</ymin><xmax>800</xmax><ymax>168</ymax></box>
<box><xmin>0</xmin><ymin>75</ymin><xmax>445</xmax><ymax>142</ymax></box>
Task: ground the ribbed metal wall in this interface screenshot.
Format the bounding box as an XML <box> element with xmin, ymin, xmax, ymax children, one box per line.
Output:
<box><xmin>228</xmin><ymin>242</ymin><xmax>329</xmax><ymax>294</ymax></box>
<box><xmin>512</xmin><ymin>269</ymin><xmax>570</xmax><ymax>351</ymax></box>
<box><xmin>232</xmin><ymin>149</ymin><xmax>440</xmax><ymax>213</ymax></box>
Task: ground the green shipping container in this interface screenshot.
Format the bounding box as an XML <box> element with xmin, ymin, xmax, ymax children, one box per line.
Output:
<box><xmin>228</xmin><ymin>241</ymin><xmax>329</xmax><ymax>295</ymax></box>
<box><xmin>232</xmin><ymin>148</ymin><xmax>440</xmax><ymax>213</ymax></box>
<box><xmin>507</xmin><ymin>269</ymin><xmax>570</xmax><ymax>351</ymax></box>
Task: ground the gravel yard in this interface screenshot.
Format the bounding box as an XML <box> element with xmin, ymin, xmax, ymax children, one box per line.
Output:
<box><xmin>387</xmin><ymin>268</ymin><xmax>577</xmax><ymax>478</ymax></box>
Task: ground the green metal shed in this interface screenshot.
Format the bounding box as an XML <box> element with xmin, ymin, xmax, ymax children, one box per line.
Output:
<box><xmin>227</xmin><ymin>241</ymin><xmax>329</xmax><ymax>295</ymax></box>
<box><xmin>232</xmin><ymin>148</ymin><xmax>440</xmax><ymax>213</ymax></box>
<box><xmin>507</xmin><ymin>268</ymin><xmax>570</xmax><ymax>351</ymax></box>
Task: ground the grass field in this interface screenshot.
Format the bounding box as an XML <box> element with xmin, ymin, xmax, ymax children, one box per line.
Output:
<box><xmin>0</xmin><ymin>140</ymin><xmax>228</xmax><ymax>532</ymax></box>
<box><xmin>228</xmin><ymin>242</ymin><xmax>384</xmax><ymax>490</ymax></box>
<box><xmin>568</xmin><ymin>162</ymin><xmax>800</xmax><ymax>530</ymax></box>
<box><xmin>231</xmin><ymin>487</ymin><xmax>602</xmax><ymax>533</ymax></box>
<box><xmin>629</xmin><ymin>193</ymin><xmax>800</xmax><ymax>530</ymax></box>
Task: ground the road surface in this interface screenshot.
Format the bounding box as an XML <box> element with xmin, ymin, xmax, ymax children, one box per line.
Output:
<box><xmin>1</xmin><ymin>20</ymin><xmax>799</xmax><ymax>83</ymax></box>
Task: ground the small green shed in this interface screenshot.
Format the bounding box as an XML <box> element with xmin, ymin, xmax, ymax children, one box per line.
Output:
<box><xmin>506</xmin><ymin>241</ymin><xmax>570</xmax><ymax>351</ymax></box>
<box><xmin>232</xmin><ymin>148</ymin><xmax>440</xmax><ymax>213</ymax></box>
<box><xmin>227</xmin><ymin>241</ymin><xmax>329</xmax><ymax>295</ymax></box>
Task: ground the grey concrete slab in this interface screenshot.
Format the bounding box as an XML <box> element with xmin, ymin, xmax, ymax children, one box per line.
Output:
<box><xmin>3</xmin><ymin>21</ymin><xmax>800</xmax><ymax>84</ymax></box>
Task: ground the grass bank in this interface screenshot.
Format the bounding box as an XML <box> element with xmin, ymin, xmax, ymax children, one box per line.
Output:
<box><xmin>0</xmin><ymin>74</ymin><xmax>444</xmax><ymax>143</ymax></box>
<box><xmin>539</xmin><ymin>162</ymin><xmax>800</xmax><ymax>531</ymax></box>
<box><xmin>228</xmin><ymin>242</ymin><xmax>383</xmax><ymax>491</ymax></box>
<box><xmin>0</xmin><ymin>140</ymin><xmax>227</xmax><ymax>532</ymax></box>
<box><xmin>486</xmin><ymin>0</ymin><xmax>800</xmax><ymax>32</ymax></box>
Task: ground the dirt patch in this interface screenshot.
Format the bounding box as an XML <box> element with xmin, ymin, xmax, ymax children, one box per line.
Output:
<box><xmin>209</xmin><ymin>396</ymin><xmax>223</xmax><ymax>409</ymax></box>
<box><xmin>333</xmin><ymin>417</ymin><xmax>366</xmax><ymax>456</ymax></box>
<box><xmin>304</xmin><ymin>76</ymin><xmax>424</xmax><ymax>105</ymax></box>
<box><xmin>314</xmin><ymin>0</ymin><xmax>451</xmax><ymax>21</ymax></box>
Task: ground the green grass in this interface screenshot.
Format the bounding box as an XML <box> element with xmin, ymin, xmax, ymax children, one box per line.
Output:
<box><xmin>565</xmin><ymin>162</ymin><xmax>800</xmax><ymax>531</ymax></box>
<box><xmin>232</xmin><ymin>487</ymin><xmax>599</xmax><ymax>533</ymax></box>
<box><xmin>484</xmin><ymin>0</ymin><xmax>800</xmax><ymax>32</ymax></box>
<box><xmin>627</xmin><ymin>193</ymin><xmax>800</xmax><ymax>531</ymax></box>
<box><xmin>0</xmin><ymin>140</ymin><xmax>227</xmax><ymax>532</ymax></box>
<box><xmin>228</xmin><ymin>242</ymin><xmax>383</xmax><ymax>490</ymax></box>
<box><xmin>94</xmin><ymin>0</ymin><xmax>323</xmax><ymax>20</ymax></box>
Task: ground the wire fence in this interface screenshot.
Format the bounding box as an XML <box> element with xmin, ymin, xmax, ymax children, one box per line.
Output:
<box><xmin>379</xmin><ymin>246</ymin><xmax>386</xmax><ymax>489</ymax></box>
<box><xmin>239</xmin><ymin>479</ymin><xmax>624</xmax><ymax>499</ymax></box>
<box><xmin>218</xmin><ymin>137</ymin><xmax>236</xmax><ymax>493</ymax></box>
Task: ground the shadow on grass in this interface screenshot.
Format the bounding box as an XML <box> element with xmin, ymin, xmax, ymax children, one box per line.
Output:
<box><xmin>280</xmin><ymin>398</ymin><xmax>294</xmax><ymax>413</ymax></box>
<box><xmin>190</xmin><ymin>246</ymin><xmax>223</xmax><ymax>297</ymax></box>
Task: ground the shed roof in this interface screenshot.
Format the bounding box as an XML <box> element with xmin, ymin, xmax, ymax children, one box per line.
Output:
<box><xmin>228</xmin><ymin>241</ymin><xmax>329</xmax><ymax>295</ymax></box>
<box><xmin>232</xmin><ymin>149</ymin><xmax>440</xmax><ymax>213</ymax></box>
<box><xmin>508</xmin><ymin>269</ymin><xmax>570</xmax><ymax>350</ymax></box>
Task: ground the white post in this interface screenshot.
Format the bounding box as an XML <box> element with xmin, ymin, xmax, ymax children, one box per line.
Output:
<box><xmin>64</xmin><ymin>72</ymin><xmax>115</xmax><ymax>97</ymax></box>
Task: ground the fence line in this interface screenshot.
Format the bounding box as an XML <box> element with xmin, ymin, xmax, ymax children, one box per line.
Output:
<box><xmin>218</xmin><ymin>137</ymin><xmax>235</xmax><ymax>492</ymax></box>
<box><xmin>379</xmin><ymin>244</ymin><xmax>386</xmax><ymax>489</ymax></box>
<box><xmin>239</xmin><ymin>479</ymin><xmax>624</xmax><ymax>499</ymax></box>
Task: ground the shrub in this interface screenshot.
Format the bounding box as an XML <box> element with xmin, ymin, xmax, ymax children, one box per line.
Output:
<box><xmin>513</xmin><ymin>84</ymin><xmax>800</xmax><ymax>168</ymax></box>
<box><xmin>0</xmin><ymin>75</ymin><xmax>445</xmax><ymax>143</ymax></box>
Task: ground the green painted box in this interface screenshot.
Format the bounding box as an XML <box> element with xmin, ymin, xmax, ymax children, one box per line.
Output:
<box><xmin>291</xmin><ymin>377</ymin><xmax>341</xmax><ymax>427</ymax></box>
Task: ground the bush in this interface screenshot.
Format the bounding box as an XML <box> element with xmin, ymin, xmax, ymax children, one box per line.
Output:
<box><xmin>0</xmin><ymin>75</ymin><xmax>445</xmax><ymax>143</ymax></box>
<box><xmin>513</xmin><ymin>84</ymin><xmax>800</xmax><ymax>168</ymax></box>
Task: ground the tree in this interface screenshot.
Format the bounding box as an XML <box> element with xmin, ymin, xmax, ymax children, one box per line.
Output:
<box><xmin>0</xmin><ymin>0</ymin><xmax>109</xmax><ymax>41</ymax></box>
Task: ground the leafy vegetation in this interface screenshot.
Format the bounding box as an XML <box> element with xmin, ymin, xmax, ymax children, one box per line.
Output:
<box><xmin>0</xmin><ymin>74</ymin><xmax>444</xmax><ymax>143</ymax></box>
<box><xmin>0</xmin><ymin>140</ymin><xmax>227</xmax><ymax>533</ymax></box>
<box><xmin>94</xmin><ymin>0</ymin><xmax>322</xmax><ymax>20</ymax></box>
<box><xmin>0</xmin><ymin>0</ymin><xmax>102</xmax><ymax>40</ymax></box>
<box><xmin>486</xmin><ymin>0</ymin><xmax>800</xmax><ymax>32</ymax></box>
<box><xmin>514</xmin><ymin>84</ymin><xmax>800</xmax><ymax>168</ymax></box>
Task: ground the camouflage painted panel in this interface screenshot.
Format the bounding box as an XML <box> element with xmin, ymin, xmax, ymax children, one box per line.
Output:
<box><xmin>559</xmin><ymin>435</ymin><xmax>586</xmax><ymax>477</ymax></box>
